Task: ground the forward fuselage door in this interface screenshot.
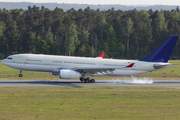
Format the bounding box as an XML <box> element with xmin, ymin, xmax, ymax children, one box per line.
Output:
<box><xmin>17</xmin><ymin>58</ymin><xmax>22</xmax><ymax>64</ymax></box>
<box><xmin>44</xmin><ymin>60</ymin><xmax>49</xmax><ymax>65</ymax></box>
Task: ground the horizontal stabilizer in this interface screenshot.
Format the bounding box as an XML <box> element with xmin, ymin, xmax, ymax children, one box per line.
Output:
<box><xmin>154</xmin><ymin>63</ymin><xmax>173</xmax><ymax>69</ymax></box>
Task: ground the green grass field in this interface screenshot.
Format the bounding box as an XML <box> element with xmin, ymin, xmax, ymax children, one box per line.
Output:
<box><xmin>0</xmin><ymin>60</ymin><xmax>180</xmax><ymax>80</ymax></box>
<box><xmin>0</xmin><ymin>87</ymin><xmax>180</xmax><ymax>120</ymax></box>
<box><xmin>1</xmin><ymin>61</ymin><xmax>180</xmax><ymax>120</ymax></box>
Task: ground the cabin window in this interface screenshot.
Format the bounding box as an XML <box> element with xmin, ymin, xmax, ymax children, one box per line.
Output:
<box><xmin>25</xmin><ymin>59</ymin><xmax>41</xmax><ymax>62</ymax></box>
<box><xmin>73</xmin><ymin>62</ymin><xmax>95</xmax><ymax>65</ymax></box>
<box><xmin>64</xmin><ymin>61</ymin><xmax>72</xmax><ymax>63</ymax></box>
<box><xmin>53</xmin><ymin>61</ymin><xmax>62</xmax><ymax>63</ymax></box>
<box><xmin>103</xmin><ymin>64</ymin><xmax>125</xmax><ymax>67</ymax></box>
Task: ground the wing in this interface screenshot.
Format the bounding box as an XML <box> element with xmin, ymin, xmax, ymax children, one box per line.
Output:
<box><xmin>57</xmin><ymin>63</ymin><xmax>135</xmax><ymax>75</ymax></box>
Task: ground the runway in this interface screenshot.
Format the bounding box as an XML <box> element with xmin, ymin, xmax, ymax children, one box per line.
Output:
<box><xmin>0</xmin><ymin>80</ymin><xmax>180</xmax><ymax>87</ymax></box>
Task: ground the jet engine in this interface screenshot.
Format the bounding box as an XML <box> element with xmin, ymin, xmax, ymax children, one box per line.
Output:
<box><xmin>59</xmin><ymin>70</ymin><xmax>81</xmax><ymax>79</ymax></box>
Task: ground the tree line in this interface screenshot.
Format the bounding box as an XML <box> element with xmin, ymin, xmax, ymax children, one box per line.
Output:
<box><xmin>1</xmin><ymin>2</ymin><xmax>180</xmax><ymax>11</ymax></box>
<box><xmin>0</xmin><ymin>6</ymin><xmax>180</xmax><ymax>59</ymax></box>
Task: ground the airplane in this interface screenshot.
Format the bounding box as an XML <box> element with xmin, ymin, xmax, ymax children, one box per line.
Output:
<box><xmin>1</xmin><ymin>35</ymin><xmax>179</xmax><ymax>83</ymax></box>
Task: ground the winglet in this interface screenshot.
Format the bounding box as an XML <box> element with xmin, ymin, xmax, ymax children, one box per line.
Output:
<box><xmin>126</xmin><ymin>63</ymin><xmax>135</xmax><ymax>67</ymax></box>
<box><xmin>96</xmin><ymin>53</ymin><xmax>104</xmax><ymax>58</ymax></box>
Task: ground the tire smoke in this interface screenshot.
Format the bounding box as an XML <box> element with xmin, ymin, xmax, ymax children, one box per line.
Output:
<box><xmin>113</xmin><ymin>76</ymin><xmax>154</xmax><ymax>84</ymax></box>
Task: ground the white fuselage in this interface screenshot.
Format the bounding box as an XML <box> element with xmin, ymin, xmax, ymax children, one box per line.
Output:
<box><xmin>1</xmin><ymin>54</ymin><xmax>171</xmax><ymax>76</ymax></box>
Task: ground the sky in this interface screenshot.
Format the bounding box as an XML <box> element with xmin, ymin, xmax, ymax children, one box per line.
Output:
<box><xmin>0</xmin><ymin>0</ymin><xmax>180</xmax><ymax>6</ymax></box>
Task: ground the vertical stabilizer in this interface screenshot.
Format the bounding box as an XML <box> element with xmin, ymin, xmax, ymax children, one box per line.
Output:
<box><xmin>139</xmin><ymin>35</ymin><xmax>179</xmax><ymax>63</ymax></box>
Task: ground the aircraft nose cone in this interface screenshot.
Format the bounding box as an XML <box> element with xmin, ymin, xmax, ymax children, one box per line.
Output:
<box><xmin>1</xmin><ymin>59</ymin><xmax>5</xmax><ymax>65</ymax></box>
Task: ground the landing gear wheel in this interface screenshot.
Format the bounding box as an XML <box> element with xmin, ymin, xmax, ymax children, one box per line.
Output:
<box><xmin>19</xmin><ymin>70</ymin><xmax>23</xmax><ymax>77</ymax></box>
<box><xmin>91</xmin><ymin>79</ymin><xmax>95</xmax><ymax>83</ymax></box>
<box><xmin>85</xmin><ymin>79</ymin><xmax>89</xmax><ymax>83</ymax></box>
<box><xmin>80</xmin><ymin>77</ymin><xmax>84</xmax><ymax>82</ymax></box>
<box><xmin>19</xmin><ymin>74</ymin><xmax>23</xmax><ymax>77</ymax></box>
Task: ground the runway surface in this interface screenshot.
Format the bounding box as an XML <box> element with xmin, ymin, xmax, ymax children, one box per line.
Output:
<box><xmin>0</xmin><ymin>80</ymin><xmax>180</xmax><ymax>87</ymax></box>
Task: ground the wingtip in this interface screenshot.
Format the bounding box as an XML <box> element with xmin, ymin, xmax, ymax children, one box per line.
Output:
<box><xmin>126</xmin><ymin>63</ymin><xmax>135</xmax><ymax>68</ymax></box>
<box><xmin>97</xmin><ymin>53</ymin><xmax>104</xmax><ymax>58</ymax></box>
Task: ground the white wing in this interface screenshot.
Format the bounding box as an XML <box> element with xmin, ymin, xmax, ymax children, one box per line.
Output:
<box><xmin>57</xmin><ymin>63</ymin><xmax>134</xmax><ymax>74</ymax></box>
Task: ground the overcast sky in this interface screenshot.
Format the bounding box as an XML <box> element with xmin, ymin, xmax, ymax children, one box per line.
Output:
<box><xmin>0</xmin><ymin>0</ymin><xmax>180</xmax><ymax>6</ymax></box>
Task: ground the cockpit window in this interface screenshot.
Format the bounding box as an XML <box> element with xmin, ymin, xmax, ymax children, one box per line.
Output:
<box><xmin>8</xmin><ymin>57</ymin><xmax>12</xmax><ymax>60</ymax></box>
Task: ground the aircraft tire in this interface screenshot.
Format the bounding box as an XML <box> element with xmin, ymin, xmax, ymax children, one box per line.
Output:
<box><xmin>85</xmin><ymin>79</ymin><xmax>89</xmax><ymax>83</ymax></box>
<box><xmin>19</xmin><ymin>74</ymin><xmax>23</xmax><ymax>77</ymax></box>
<box><xmin>91</xmin><ymin>79</ymin><xmax>95</xmax><ymax>83</ymax></box>
<box><xmin>80</xmin><ymin>77</ymin><xmax>84</xmax><ymax>82</ymax></box>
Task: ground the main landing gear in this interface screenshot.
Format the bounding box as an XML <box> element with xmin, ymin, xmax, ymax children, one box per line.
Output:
<box><xmin>19</xmin><ymin>70</ymin><xmax>23</xmax><ymax>77</ymax></box>
<box><xmin>80</xmin><ymin>77</ymin><xmax>95</xmax><ymax>83</ymax></box>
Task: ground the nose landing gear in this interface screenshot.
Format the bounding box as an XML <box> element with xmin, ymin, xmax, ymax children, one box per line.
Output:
<box><xmin>19</xmin><ymin>70</ymin><xmax>23</xmax><ymax>77</ymax></box>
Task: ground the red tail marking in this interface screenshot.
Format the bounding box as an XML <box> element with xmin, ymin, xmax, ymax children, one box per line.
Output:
<box><xmin>126</xmin><ymin>63</ymin><xmax>134</xmax><ymax>67</ymax></box>
<box><xmin>97</xmin><ymin>53</ymin><xmax>104</xmax><ymax>58</ymax></box>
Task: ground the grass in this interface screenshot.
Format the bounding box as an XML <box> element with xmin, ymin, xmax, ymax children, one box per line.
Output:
<box><xmin>0</xmin><ymin>87</ymin><xmax>180</xmax><ymax>120</ymax></box>
<box><xmin>0</xmin><ymin>60</ymin><xmax>180</xmax><ymax>80</ymax></box>
<box><xmin>1</xmin><ymin>60</ymin><xmax>180</xmax><ymax>120</ymax></box>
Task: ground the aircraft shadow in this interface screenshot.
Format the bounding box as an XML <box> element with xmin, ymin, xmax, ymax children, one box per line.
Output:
<box><xmin>0</xmin><ymin>80</ymin><xmax>83</xmax><ymax>87</ymax></box>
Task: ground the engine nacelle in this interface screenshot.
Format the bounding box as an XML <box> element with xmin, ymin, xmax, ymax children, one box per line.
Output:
<box><xmin>59</xmin><ymin>70</ymin><xmax>81</xmax><ymax>79</ymax></box>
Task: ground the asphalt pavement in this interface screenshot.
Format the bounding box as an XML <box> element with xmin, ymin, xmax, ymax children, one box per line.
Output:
<box><xmin>0</xmin><ymin>80</ymin><xmax>180</xmax><ymax>87</ymax></box>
